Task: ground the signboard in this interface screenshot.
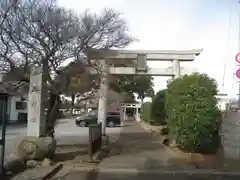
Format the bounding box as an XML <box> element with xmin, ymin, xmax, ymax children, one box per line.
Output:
<box><xmin>236</xmin><ymin>69</ymin><xmax>240</xmax><ymax>79</ymax></box>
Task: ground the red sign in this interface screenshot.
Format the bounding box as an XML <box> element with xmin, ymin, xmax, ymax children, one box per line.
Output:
<box><xmin>235</xmin><ymin>52</ymin><xmax>240</xmax><ymax>64</ymax></box>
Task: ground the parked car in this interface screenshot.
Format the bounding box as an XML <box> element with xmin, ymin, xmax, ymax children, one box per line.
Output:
<box><xmin>75</xmin><ymin>111</ymin><xmax>121</xmax><ymax>127</ymax></box>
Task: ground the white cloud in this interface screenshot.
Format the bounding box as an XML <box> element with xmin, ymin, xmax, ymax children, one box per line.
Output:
<box><xmin>57</xmin><ymin>0</ymin><xmax>240</xmax><ymax>98</ymax></box>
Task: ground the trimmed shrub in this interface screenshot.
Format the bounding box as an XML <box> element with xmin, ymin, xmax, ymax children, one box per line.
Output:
<box><xmin>165</xmin><ymin>73</ymin><xmax>221</xmax><ymax>153</ymax></box>
<box><xmin>151</xmin><ymin>89</ymin><xmax>167</xmax><ymax>125</ymax></box>
<box><xmin>140</xmin><ymin>102</ymin><xmax>152</xmax><ymax>123</ymax></box>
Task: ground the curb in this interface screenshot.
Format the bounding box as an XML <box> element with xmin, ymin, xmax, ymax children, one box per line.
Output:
<box><xmin>138</xmin><ymin>121</ymin><xmax>164</xmax><ymax>134</ymax></box>
<box><xmin>138</xmin><ymin>121</ymin><xmax>154</xmax><ymax>133</ymax></box>
<box><xmin>76</xmin><ymin>145</ymin><xmax>112</xmax><ymax>164</ymax></box>
<box><xmin>138</xmin><ymin>121</ymin><xmax>168</xmax><ymax>144</ymax></box>
<box><xmin>139</xmin><ymin>121</ymin><xmax>205</xmax><ymax>161</ymax></box>
<box><xmin>92</xmin><ymin>145</ymin><xmax>112</xmax><ymax>162</ymax></box>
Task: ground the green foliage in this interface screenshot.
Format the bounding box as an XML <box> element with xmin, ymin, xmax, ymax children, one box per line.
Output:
<box><xmin>120</xmin><ymin>92</ymin><xmax>135</xmax><ymax>103</ymax></box>
<box><xmin>134</xmin><ymin>76</ymin><xmax>155</xmax><ymax>100</ymax></box>
<box><xmin>165</xmin><ymin>73</ymin><xmax>221</xmax><ymax>153</ymax></box>
<box><xmin>151</xmin><ymin>89</ymin><xmax>166</xmax><ymax>125</ymax></box>
<box><xmin>140</xmin><ymin>89</ymin><xmax>166</xmax><ymax>126</ymax></box>
<box><xmin>109</xmin><ymin>75</ymin><xmax>134</xmax><ymax>94</ymax></box>
<box><xmin>140</xmin><ymin>102</ymin><xmax>152</xmax><ymax>124</ymax></box>
<box><xmin>109</xmin><ymin>74</ymin><xmax>154</xmax><ymax>101</ymax></box>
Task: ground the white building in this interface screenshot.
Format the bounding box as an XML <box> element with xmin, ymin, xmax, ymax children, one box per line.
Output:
<box><xmin>7</xmin><ymin>94</ymin><xmax>28</xmax><ymax>123</ymax></box>
<box><xmin>0</xmin><ymin>81</ymin><xmax>28</xmax><ymax>123</ymax></box>
<box><xmin>216</xmin><ymin>94</ymin><xmax>231</xmax><ymax>112</ymax></box>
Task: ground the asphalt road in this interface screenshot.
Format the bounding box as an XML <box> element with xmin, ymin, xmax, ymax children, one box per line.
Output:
<box><xmin>0</xmin><ymin>117</ymin><xmax>122</xmax><ymax>162</ymax></box>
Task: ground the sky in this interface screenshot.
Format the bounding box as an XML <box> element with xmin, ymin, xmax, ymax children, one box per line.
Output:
<box><xmin>58</xmin><ymin>0</ymin><xmax>240</xmax><ymax>99</ymax></box>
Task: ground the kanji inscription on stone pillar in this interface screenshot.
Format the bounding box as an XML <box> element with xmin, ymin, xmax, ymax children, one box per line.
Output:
<box><xmin>27</xmin><ymin>65</ymin><xmax>46</xmax><ymax>137</ymax></box>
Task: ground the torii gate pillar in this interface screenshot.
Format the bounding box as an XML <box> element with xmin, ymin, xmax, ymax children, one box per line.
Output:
<box><xmin>172</xmin><ymin>59</ymin><xmax>180</xmax><ymax>78</ymax></box>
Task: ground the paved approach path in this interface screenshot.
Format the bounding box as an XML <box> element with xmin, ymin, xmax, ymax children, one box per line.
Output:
<box><xmin>99</xmin><ymin>120</ymin><xmax>194</xmax><ymax>171</ymax></box>
<box><xmin>11</xmin><ymin>121</ymin><xmax>240</xmax><ymax>180</ymax></box>
<box><xmin>60</xmin><ymin>121</ymin><xmax>240</xmax><ymax>180</ymax></box>
<box><xmin>60</xmin><ymin>121</ymin><xmax>201</xmax><ymax>180</ymax></box>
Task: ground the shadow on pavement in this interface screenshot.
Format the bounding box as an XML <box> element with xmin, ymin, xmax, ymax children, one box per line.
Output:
<box><xmin>111</xmin><ymin>124</ymin><xmax>132</xmax><ymax>128</ymax></box>
<box><xmin>108</xmin><ymin>131</ymin><xmax>166</xmax><ymax>158</ymax></box>
<box><xmin>52</xmin><ymin>168</ymin><xmax>240</xmax><ymax>180</ymax></box>
<box><xmin>107</xmin><ymin>122</ymin><xmax>167</xmax><ymax>158</ymax></box>
<box><xmin>55</xmin><ymin>121</ymin><xmax>69</xmax><ymax>125</ymax></box>
<box><xmin>5</xmin><ymin>123</ymin><xmax>27</xmax><ymax>128</ymax></box>
<box><xmin>94</xmin><ymin>171</ymin><xmax>240</xmax><ymax>180</ymax></box>
<box><xmin>53</xmin><ymin>149</ymin><xmax>88</xmax><ymax>162</ymax></box>
<box><xmin>53</xmin><ymin>144</ymin><xmax>88</xmax><ymax>163</ymax></box>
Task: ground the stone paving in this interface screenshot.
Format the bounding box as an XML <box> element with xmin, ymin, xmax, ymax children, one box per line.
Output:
<box><xmin>52</xmin><ymin>169</ymin><xmax>240</xmax><ymax>180</ymax></box>
<box><xmin>51</xmin><ymin>121</ymin><xmax>236</xmax><ymax>180</ymax></box>
<box><xmin>99</xmin><ymin>121</ymin><xmax>195</xmax><ymax>171</ymax></box>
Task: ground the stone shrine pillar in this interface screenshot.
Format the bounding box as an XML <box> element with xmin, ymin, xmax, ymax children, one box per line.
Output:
<box><xmin>172</xmin><ymin>59</ymin><xmax>180</xmax><ymax>78</ymax></box>
<box><xmin>27</xmin><ymin>65</ymin><xmax>46</xmax><ymax>137</ymax></box>
<box><xmin>97</xmin><ymin>60</ymin><xmax>108</xmax><ymax>136</ymax></box>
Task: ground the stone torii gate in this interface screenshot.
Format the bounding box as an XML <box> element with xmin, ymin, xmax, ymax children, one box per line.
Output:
<box><xmin>87</xmin><ymin>49</ymin><xmax>203</xmax><ymax>136</ymax></box>
<box><xmin>26</xmin><ymin>49</ymin><xmax>202</xmax><ymax>138</ymax></box>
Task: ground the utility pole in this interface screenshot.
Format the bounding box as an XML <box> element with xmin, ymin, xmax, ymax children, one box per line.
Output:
<box><xmin>238</xmin><ymin>1</ymin><xmax>240</xmax><ymax>108</ymax></box>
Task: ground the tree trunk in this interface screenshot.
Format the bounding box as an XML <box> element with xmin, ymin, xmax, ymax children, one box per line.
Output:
<box><xmin>45</xmin><ymin>91</ymin><xmax>60</xmax><ymax>137</ymax></box>
<box><xmin>70</xmin><ymin>93</ymin><xmax>75</xmax><ymax>115</ymax></box>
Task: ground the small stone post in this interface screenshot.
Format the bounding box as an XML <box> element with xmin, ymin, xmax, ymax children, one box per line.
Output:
<box><xmin>27</xmin><ymin>65</ymin><xmax>46</xmax><ymax>137</ymax></box>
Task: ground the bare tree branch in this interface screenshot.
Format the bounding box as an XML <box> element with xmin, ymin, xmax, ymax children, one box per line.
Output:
<box><xmin>0</xmin><ymin>0</ymin><xmax>134</xmax><ymax>137</ymax></box>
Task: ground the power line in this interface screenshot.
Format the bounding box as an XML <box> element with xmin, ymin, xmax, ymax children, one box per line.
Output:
<box><xmin>221</xmin><ymin>2</ymin><xmax>233</xmax><ymax>93</ymax></box>
<box><xmin>230</xmin><ymin>1</ymin><xmax>240</xmax><ymax>99</ymax></box>
<box><xmin>237</xmin><ymin>0</ymin><xmax>240</xmax><ymax>106</ymax></box>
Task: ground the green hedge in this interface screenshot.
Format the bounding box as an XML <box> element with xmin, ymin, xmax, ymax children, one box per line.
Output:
<box><xmin>165</xmin><ymin>73</ymin><xmax>221</xmax><ymax>153</ymax></box>
<box><xmin>140</xmin><ymin>90</ymin><xmax>167</xmax><ymax>126</ymax></box>
<box><xmin>151</xmin><ymin>89</ymin><xmax>166</xmax><ymax>125</ymax></box>
<box><xmin>140</xmin><ymin>102</ymin><xmax>152</xmax><ymax>124</ymax></box>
